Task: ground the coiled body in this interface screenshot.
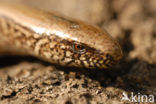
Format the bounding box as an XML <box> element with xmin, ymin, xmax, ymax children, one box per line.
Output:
<box><xmin>0</xmin><ymin>2</ymin><xmax>123</xmax><ymax>69</ymax></box>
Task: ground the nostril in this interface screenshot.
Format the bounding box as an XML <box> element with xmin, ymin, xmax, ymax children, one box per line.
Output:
<box><xmin>115</xmin><ymin>46</ymin><xmax>123</xmax><ymax>61</ymax></box>
<box><xmin>110</xmin><ymin>42</ymin><xmax>123</xmax><ymax>62</ymax></box>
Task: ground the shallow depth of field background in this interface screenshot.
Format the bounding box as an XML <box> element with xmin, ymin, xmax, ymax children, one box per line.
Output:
<box><xmin>0</xmin><ymin>0</ymin><xmax>156</xmax><ymax>104</ymax></box>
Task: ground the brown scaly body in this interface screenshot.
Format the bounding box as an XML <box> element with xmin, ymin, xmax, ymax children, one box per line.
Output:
<box><xmin>0</xmin><ymin>2</ymin><xmax>123</xmax><ymax>69</ymax></box>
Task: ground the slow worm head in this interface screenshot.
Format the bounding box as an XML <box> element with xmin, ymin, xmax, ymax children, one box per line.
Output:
<box><xmin>0</xmin><ymin>2</ymin><xmax>123</xmax><ymax>69</ymax></box>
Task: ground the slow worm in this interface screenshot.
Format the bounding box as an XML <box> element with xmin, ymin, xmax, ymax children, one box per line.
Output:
<box><xmin>0</xmin><ymin>2</ymin><xmax>123</xmax><ymax>69</ymax></box>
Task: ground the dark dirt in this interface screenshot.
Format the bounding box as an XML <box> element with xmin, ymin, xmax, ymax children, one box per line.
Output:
<box><xmin>0</xmin><ymin>0</ymin><xmax>156</xmax><ymax>104</ymax></box>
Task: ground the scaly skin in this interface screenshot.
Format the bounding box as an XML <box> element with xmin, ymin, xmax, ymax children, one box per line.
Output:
<box><xmin>0</xmin><ymin>2</ymin><xmax>123</xmax><ymax>68</ymax></box>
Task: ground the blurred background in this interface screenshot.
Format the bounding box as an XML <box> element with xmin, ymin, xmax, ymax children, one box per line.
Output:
<box><xmin>0</xmin><ymin>0</ymin><xmax>156</xmax><ymax>103</ymax></box>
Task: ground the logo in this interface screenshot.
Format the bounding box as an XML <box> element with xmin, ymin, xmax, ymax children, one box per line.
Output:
<box><xmin>121</xmin><ymin>92</ymin><xmax>154</xmax><ymax>103</ymax></box>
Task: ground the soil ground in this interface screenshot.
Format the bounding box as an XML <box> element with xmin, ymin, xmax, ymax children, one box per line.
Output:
<box><xmin>0</xmin><ymin>0</ymin><xmax>156</xmax><ymax>104</ymax></box>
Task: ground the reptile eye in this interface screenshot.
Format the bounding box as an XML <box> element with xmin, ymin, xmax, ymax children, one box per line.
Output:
<box><xmin>72</xmin><ymin>42</ymin><xmax>86</xmax><ymax>53</ymax></box>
